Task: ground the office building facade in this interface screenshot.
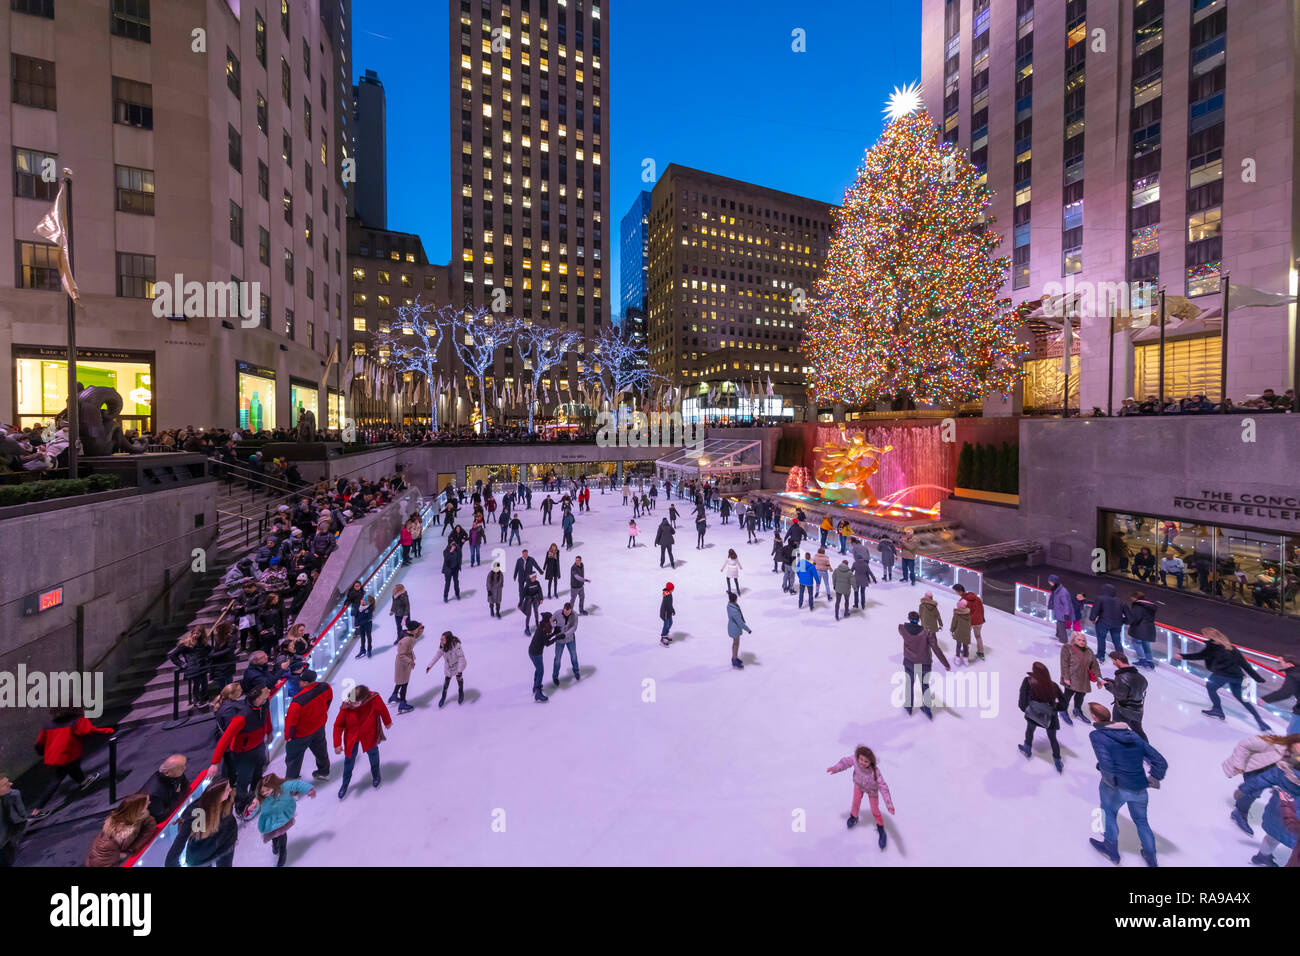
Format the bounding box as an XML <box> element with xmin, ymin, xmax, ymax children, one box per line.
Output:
<box><xmin>0</xmin><ymin>0</ymin><xmax>349</xmax><ymax>433</ymax></box>
<box><xmin>449</xmin><ymin>0</ymin><xmax>608</xmax><ymax>422</ymax></box>
<box><xmin>349</xmin><ymin>66</ymin><xmax>386</xmax><ymax>228</ymax></box>
<box><xmin>645</xmin><ymin>164</ymin><xmax>834</xmax><ymax>421</ymax></box>
<box><xmin>618</xmin><ymin>188</ymin><xmax>649</xmax><ymax>314</ymax></box>
<box><xmin>922</xmin><ymin>0</ymin><xmax>1299</xmax><ymax>413</ymax></box>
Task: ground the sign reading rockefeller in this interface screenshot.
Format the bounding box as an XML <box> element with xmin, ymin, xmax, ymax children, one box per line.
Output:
<box><xmin>1171</xmin><ymin>490</ymin><xmax>1300</xmax><ymax>527</ymax></box>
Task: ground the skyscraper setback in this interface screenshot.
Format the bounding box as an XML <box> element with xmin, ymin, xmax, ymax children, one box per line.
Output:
<box><xmin>449</xmin><ymin>0</ymin><xmax>609</xmax><ymax>408</ymax></box>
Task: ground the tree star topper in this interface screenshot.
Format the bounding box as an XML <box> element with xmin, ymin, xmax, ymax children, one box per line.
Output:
<box><xmin>883</xmin><ymin>81</ymin><xmax>923</xmax><ymax>122</ymax></box>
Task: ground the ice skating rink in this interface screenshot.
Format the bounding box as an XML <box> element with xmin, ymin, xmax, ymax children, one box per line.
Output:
<box><xmin>235</xmin><ymin>494</ymin><xmax>1284</xmax><ymax>866</ymax></box>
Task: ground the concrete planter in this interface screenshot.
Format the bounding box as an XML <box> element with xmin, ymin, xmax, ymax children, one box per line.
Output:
<box><xmin>952</xmin><ymin>486</ymin><xmax>1020</xmax><ymax>507</ymax></box>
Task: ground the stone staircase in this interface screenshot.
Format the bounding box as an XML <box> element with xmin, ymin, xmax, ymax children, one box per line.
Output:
<box><xmin>105</xmin><ymin>472</ymin><xmax>289</xmax><ymax>728</ymax></box>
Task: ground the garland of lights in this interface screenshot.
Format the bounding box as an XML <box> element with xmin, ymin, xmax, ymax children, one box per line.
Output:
<box><xmin>805</xmin><ymin>105</ymin><xmax>1023</xmax><ymax>407</ymax></box>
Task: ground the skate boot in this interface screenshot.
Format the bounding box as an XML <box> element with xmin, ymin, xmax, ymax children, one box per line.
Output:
<box><xmin>846</xmin><ymin>815</ymin><xmax>858</xmax><ymax>829</ymax></box>
<box><xmin>1017</xmin><ymin>743</ymin><xmax>1032</xmax><ymax>759</ymax></box>
<box><xmin>1089</xmin><ymin>838</ymin><xmax>1120</xmax><ymax>864</ymax></box>
<box><xmin>1230</xmin><ymin>809</ymin><xmax>1254</xmax><ymax>835</ymax></box>
<box><xmin>1202</xmin><ymin>709</ymin><xmax>1226</xmax><ymax>721</ymax></box>
<box><xmin>732</xmin><ymin>658</ymin><xmax>744</xmax><ymax>669</ymax></box>
<box><xmin>1251</xmin><ymin>851</ymin><xmax>1278</xmax><ymax>867</ymax></box>
<box><xmin>877</xmin><ymin>824</ymin><xmax>887</xmax><ymax>850</ymax></box>
<box><xmin>1053</xmin><ymin>758</ymin><xmax>1064</xmax><ymax>774</ymax></box>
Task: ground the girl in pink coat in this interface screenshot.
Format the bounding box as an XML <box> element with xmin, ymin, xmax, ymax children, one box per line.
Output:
<box><xmin>827</xmin><ymin>745</ymin><xmax>895</xmax><ymax>850</ymax></box>
<box><xmin>627</xmin><ymin>519</ymin><xmax>638</xmax><ymax>548</ymax></box>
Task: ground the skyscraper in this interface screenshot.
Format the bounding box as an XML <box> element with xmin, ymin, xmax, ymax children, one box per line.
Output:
<box><xmin>645</xmin><ymin>165</ymin><xmax>835</xmax><ymax>422</ymax></box>
<box><xmin>619</xmin><ymin>189</ymin><xmax>650</xmax><ymax>315</ymax></box>
<box><xmin>922</xmin><ymin>0</ymin><xmax>1299</xmax><ymax>412</ymax></box>
<box><xmin>449</xmin><ymin>0</ymin><xmax>608</xmax><ymax>418</ymax></box>
<box><xmin>351</xmin><ymin>68</ymin><xmax>388</xmax><ymax>228</ymax></box>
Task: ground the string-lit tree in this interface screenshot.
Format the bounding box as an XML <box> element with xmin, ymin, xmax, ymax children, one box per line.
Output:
<box><xmin>371</xmin><ymin>296</ymin><xmax>450</xmax><ymax>429</ymax></box>
<box><xmin>805</xmin><ymin>88</ymin><xmax>1022</xmax><ymax>407</ymax></box>
<box><xmin>515</xmin><ymin>323</ymin><xmax>581</xmax><ymax>433</ymax></box>
<box><xmin>580</xmin><ymin>323</ymin><xmax>660</xmax><ymax>417</ymax></box>
<box><xmin>449</xmin><ymin>307</ymin><xmax>520</xmax><ymax>432</ymax></box>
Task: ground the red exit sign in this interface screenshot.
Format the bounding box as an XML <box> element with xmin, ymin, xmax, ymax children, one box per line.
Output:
<box><xmin>21</xmin><ymin>587</ymin><xmax>63</xmax><ymax>616</ymax></box>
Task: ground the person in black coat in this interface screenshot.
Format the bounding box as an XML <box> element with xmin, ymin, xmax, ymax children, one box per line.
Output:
<box><xmin>207</xmin><ymin>622</ymin><xmax>238</xmax><ymax>690</ymax></box>
<box><xmin>1089</xmin><ymin>582</ymin><xmax>1127</xmax><ymax>662</ymax></box>
<box><xmin>442</xmin><ymin>541</ymin><xmax>463</xmax><ymax>602</ymax></box>
<box><xmin>239</xmin><ymin>651</ymin><xmax>278</xmax><ymax>696</ymax></box>
<box><xmin>656</xmin><ymin>518</ymin><xmax>677</xmax><ymax>567</ymax></box>
<box><xmin>520</xmin><ymin>574</ymin><xmax>544</xmax><ymax>634</ymax></box>
<box><xmin>513</xmin><ymin>550</ymin><xmax>542</xmax><ymax>604</ymax></box>
<box><xmin>1102</xmin><ymin>652</ymin><xmax>1149</xmax><ymax>741</ymax></box>
<box><xmin>1124</xmin><ymin>592</ymin><xmax>1158</xmax><ymax>668</ymax></box>
<box><xmin>140</xmin><ymin>755</ymin><xmax>190</xmax><ymax>824</ymax></box>
<box><xmin>659</xmin><ymin>582</ymin><xmax>675</xmax><ymax>646</ymax></box>
<box><xmin>528</xmin><ymin>612</ymin><xmax>559</xmax><ymax>702</ymax></box>
<box><xmin>1018</xmin><ymin>661</ymin><xmax>1066</xmax><ymax>772</ymax></box>
<box><xmin>1177</xmin><ymin>627</ymin><xmax>1270</xmax><ymax>731</ymax></box>
<box><xmin>1262</xmin><ymin>654</ymin><xmax>1300</xmax><ymax>735</ymax></box>
<box><xmin>164</xmin><ymin>778</ymin><xmax>238</xmax><ymax>867</ymax></box>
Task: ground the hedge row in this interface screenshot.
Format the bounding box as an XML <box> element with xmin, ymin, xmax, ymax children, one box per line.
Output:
<box><xmin>0</xmin><ymin>473</ymin><xmax>122</xmax><ymax>507</ymax></box>
<box><xmin>955</xmin><ymin>441</ymin><xmax>1018</xmax><ymax>495</ymax></box>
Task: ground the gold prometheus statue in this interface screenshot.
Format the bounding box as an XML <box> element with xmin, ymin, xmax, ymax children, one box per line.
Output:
<box><xmin>813</xmin><ymin>430</ymin><xmax>894</xmax><ymax>507</ymax></box>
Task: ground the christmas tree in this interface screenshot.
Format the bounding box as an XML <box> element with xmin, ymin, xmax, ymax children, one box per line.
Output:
<box><xmin>805</xmin><ymin>93</ymin><xmax>1021</xmax><ymax>407</ymax></box>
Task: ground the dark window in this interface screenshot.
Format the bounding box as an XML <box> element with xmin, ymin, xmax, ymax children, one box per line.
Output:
<box><xmin>228</xmin><ymin>124</ymin><xmax>242</xmax><ymax>170</ymax></box>
<box><xmin>11</xmin><ymin>0</ymin><xmax>54</xmax><ymax>18</ymax></box>
<box><xmin>257</xmin><ymin>92</ymin><xmax>267</xmax><ymax>133</ymax></box>
<box><xmin>284</xmin><ymin>248</ymin><xmax>294</xmax><ymax>285</ymax></box>
<box><xmin>114</xmin><ymin>164</ymin><xmax>155</xmax><ymax>214</ymax></box>
<box><xmin>255</xmin><ymin>12</ymin><xmax>267</xmax><ymax>66</ymax></box>
<box><xmin>260</xmin><ymin>292</ymin><xmax>270</xmax><ymax>330</ymax></box>
<box><xmin>281</xmin><ymin>56</ymin><xmax>290</xmax><ymax>104</ymax></box>
<box><xmin>229</xmin><ymin>200</ymin><xmax>243</xmax><ymax>246</ymax></box>
<box><xmin>284</xmin><ymin>308</ymin><xmax>294</xmax><ymax>339</ymax></box>
<box><xmin>257</xmin><ymin>160</ymin><xmax>269</xmax><ymax>200</ymax></box>
<box><xmin>16</xmin><ymin>241</ymin><xmax>60</xmax><ymax>290</ymax></box>
<box><xmin>280</xmin><ymin>0</ymin><xmax>289</xmax><ymax>36</ymax></box>
<box><xmin>258</xmin><ymin>226</ymin><xmax>270</xmax><ymax>265</ymax></box>
<box><xmin>226</xmin><ymin>49</ymin><xmax>240</xmax><ymax>98</ymax></box>
<box><xmin>12</xmin><ymin>54</ymin><xmax>55</xmax><ymax>110</ymax></box>
<box><xmin>115</xmin><ymin>251</ymin><xmax>155</xmax><ymax>299</ymax></box>
<box><xmin>282</xmin><ymin>128</ymin><xmax>292</xmax><ymax>165</ymax></box>
<box><xmin>14</xmin><ymin>147</ymin><xmax>56</xmax><ymax>200</ymax></box>
<box><xmin>283</xmin><ymin>189</ymin><xmax>293</xmax><ymax>224</ymax></box>
<box><xmin>110</xmin><ymin>0</ymin><xmax>150</xmax><ymax>43</ymax></box>
<box><xmin>112</xmin><ymin>76</ymin><xmax>153</xmax><ymax>129</ymax></box>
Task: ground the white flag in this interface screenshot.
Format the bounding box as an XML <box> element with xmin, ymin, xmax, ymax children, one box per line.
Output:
<box><xmin>34</xmin><ymin>178</ymin><xmax>81</xmax><ymax>306</ymax></box>
<box><xmin>1229</xmin><ymin>284</ymin><xmax>1297</xmax><ymax>310</ymax></box>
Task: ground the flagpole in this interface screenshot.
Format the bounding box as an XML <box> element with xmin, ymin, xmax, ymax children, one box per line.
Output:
<box><xmin>1157</xmin><ymin>287</ymin><xmax>1167</xmax><ymax>411</ymax></box>
<box><xmin>1106</xmin><ymin>306</ymin><xmax>1115</xmax><ymax>418</ymax></box>
<box><xmin>1219</xmin><ymin>275</ymin><xmax>1230</xmax><ymax>413</ymax></box>
<box><xmin>63</xmin><ymin>171</ymin><xmax>78</xmax><ymax>479</ymax></box>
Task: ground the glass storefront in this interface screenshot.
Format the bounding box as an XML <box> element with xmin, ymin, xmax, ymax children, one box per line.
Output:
<box><xmin>1101</xmin><ymin>509</ymin><xmax>1299</xmax><ymax>618</ymax></box>
<box><xmin>236</xmin><ymin>362</ymin><xmax>276</xmax><ymax>433</ymax></box>
<box><xmin>290</xmin><ymin>380</ymin><xmax>319</xmax><ymax>428</ymax></box>
<box><xmin>328</xmin><ymin>390</ymin><xmax>345</xmax><ymax>431</ymax></box>
<box><xmin>14</xmin><ymin>347</ymin><xmax>154</xmax><ymax>433</ymax></box>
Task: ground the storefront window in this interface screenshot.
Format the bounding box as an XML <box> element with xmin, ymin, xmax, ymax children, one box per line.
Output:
<box><xmin>14</xmin><ymin>350</ymin><xmax>153</xmax><ymax>433</ymax></box>
<box><xmin>1102</xmin><ymin>509</ymin><xmax>1292</xmax><ymax>616</ymax></box>
<box><xmin>289</xmin><ymin>382</ymin><xmax>319</xmax><ymax>428</ymax></box>
<box><xmin>237</xmin><ymin>364</ymin><xmax>276</xmax><ymax>432</ymax></box>
<box><xmin>328</xmin><ymin>391</ymin><xmax>344</xmax><ymax>431</ymax></box>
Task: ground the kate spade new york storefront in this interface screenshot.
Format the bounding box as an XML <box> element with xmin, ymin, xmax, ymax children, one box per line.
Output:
<box><xmin>13</xmin><ymin>346</ymin><xmax>155</xmax><ymax>432</ymax></box>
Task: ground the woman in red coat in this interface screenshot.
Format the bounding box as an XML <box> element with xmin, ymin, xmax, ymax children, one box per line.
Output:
<box><xmin>333</xmin><ymin>685</ymin><xmax>393</xmax><ymax>799</ymax></box>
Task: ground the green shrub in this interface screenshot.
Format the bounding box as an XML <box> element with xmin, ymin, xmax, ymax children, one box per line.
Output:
<box><xmin>0</xmin><ymin>475</ymin><xmax>122</xmax><ymax>507</ymax></box>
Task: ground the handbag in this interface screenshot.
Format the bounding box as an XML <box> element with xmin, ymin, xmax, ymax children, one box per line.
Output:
<box><xmin>1025</xmin><ymin>698</ymin><xmax>1055</xmax><ymax>728</ymax></box>
<box><xmin>238</xmin><ymin>614</ymin><xmax>255</xmax><ymax>630</ymax></box>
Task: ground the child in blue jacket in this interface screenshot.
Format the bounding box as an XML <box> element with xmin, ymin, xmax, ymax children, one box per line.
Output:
<box><xmin>255</xmin><ymin>772</ymin><xmax>315</xmax><ymax>867</ymax></box>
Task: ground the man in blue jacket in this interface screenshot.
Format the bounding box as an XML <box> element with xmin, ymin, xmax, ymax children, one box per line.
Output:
<box><xmin>795</xmin><ymin>551</ymin><xmax>818</xmax><ymax>612</ymax></box>
<box><xmin>1048</xmin><ymin>574</ymin><xmax>1075</xmax><ymax>643</ymax></box>
<box><xmin>1087</xmin><ymin>702</ymin><xmax>1168</xmax><ymax>867</ymax></box>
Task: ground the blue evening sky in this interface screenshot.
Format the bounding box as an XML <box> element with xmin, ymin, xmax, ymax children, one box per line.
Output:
<box><xmin>351</xmin><ymin>0</ymin><xmax>922</xmax><ymax>313</ymax></box>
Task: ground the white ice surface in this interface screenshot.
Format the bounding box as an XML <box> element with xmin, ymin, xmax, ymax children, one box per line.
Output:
<box><xmin>234</xmin><ymin>492</ymin><xmax>1283</xmax><ymax>866</ymax></box>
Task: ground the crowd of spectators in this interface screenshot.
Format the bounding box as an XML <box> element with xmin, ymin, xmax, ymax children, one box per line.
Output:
<box><xmin>0</xmin><ymin>424</ymin><xmax>72</xmax><ymax>474</ymax></box>
<box><xmin>1110</xmin><ymin>388</ymin><xmax>1295</xmax><ymax>417</ymax></box>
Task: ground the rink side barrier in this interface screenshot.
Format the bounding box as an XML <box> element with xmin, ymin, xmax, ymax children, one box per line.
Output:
<box><xmin>1013</xmin><ymin>582</ymin><xmax>1291</xmax><ymax>716</ymax></box>
<box><xmin>741</xmin><ymin>493</ymin><xmax>983</xmax><ymax>598</ymax></box>
<box><xmin>125</xmin><ymin>500</ymin><xmax>435</xmax><ymax>867</ymax></box>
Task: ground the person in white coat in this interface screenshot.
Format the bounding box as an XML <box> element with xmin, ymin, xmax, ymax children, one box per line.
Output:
<box><xmin>425</xmin><ymin>631</ymin><xmax>467</xmax><ymax>708</ymax></box>
<box><xmin>720</xmin><ymin>548</ymin><xmax>743</xmax><ymax>596</ymax></box>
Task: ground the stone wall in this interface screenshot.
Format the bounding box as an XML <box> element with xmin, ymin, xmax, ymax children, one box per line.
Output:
<box><xmin>0</xmin><ymin>482</ymin><xmax>217</xmax><ymax>775</ymax></box>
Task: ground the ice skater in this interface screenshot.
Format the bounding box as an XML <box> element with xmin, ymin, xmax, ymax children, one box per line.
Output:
<box><xmin>659</xmin><ymin>582</ymin><xmax>675</xmax><ymax>646</ymax></box>
<box><xmin>795</xmin><ymin>552</ymin><xmax>817</xmax><ymax>611</ymax></box>
<box><xmin>543</xmin><ymin>543</ymin><xmax>562</xmax><ymax>598</ymax></box>
<box><xmin>529</xmin><ymin>612</ymin><xmax>559</xmax><ymax>702</ymax></box>
<box><xmin>726</xmin><ymin>591</ymin><xmax>751</xmax><ymax>669</ymax></box>
<box><xmin>900</xmin><ymin>610</ymin><xmax>949</xmax><ymax>719</ymax></box>
<box><xmin>950</xmin><ymin>598</ymin><xmax>973</xmax><ymax>663</ymax></box>
<box><xmin>656</xmin><ymin>517</ymin><xmax>677</xmax><ymax>567</ymax></box>
<box><xmin>1018</xmin><ymin>661</ymin><xmax>1065</xmax><ymax>772</ymax></box>
<box><xmin>826</xmin><ymin>745</ymin><xmax>895</xmax><ymax>849</ymax></box>
<box><xmin>253</xmin><ymin>772</ymin><xmax>315</xmax><ymax>867</ymax></box>
<box><xmin>695</xmin><ymin>512</ymin><xmax>707</xmax><ymax>549</ymax></box>
<box><xmin>520</xmin><ymin>572</ymin><xmax>544</xmax><ymax>635</ymax></box>
<box><xmin>1058</xmin><ymin>630</ymin><xmax>1102</xmax><ymax>724</ymax></box>
<box><xmin>486</xmin><ymin>561</ymin><xmax>504</xmax><ymax>618</ymax></box>
<box><xmin>425</xmin><ymin>631</ymin><xmax>468</xmax><ymax>707</ymax></box>
<box><xmin>832</xmin><ymin>558</ymin><xmax>852</xmax><ymax>620</ymax></box>
<box><xmin>552</xmin><ymin>602</ymin><xmax>580</xmax><ymax>685</ymax></box>
<box><xmin>627</xmin><ymin>519</ymin><xmax>638</xmax><ymax>548</ymax></box>
<box><xmin>389</xmin><ymin>584</ymin><xmax>410</xmax><ymax>643</ymax></box>
<box><xmin>389</xmin><ymin>622</ymin><xmax>422</xmax><ymax>715</ymax></box>
<box><xmin>569</xmin><ymin>556</ymin><xmax>589</xmax><ymax>614</ymax></box>
<box><xmin>720</xmin><ymin>548</ymin><xmax>742</xmax><ymax>595</ymax></box>
<box><xmin>333</xmin><ymin>685</ymin><xmax>393</xmax><ymax>800</ymax></box>
<box><xmin>1087</xmin><ymin>702</ymin><xmax>1167</xmax><ymax>867</ymax></box>
<box><xmin>1177</xmin><ymin>627</ymin><xmax>1271</xmax><ymax>731</ymax></box>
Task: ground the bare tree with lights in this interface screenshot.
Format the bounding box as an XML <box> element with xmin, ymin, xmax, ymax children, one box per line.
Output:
<box><xmin>515</xmin><ymin>323</ymin><xmax>582</xmax><ymax>433</ymax></box>
<box><xmin>370</xmin><ymin>296</ymin><xmax>451</xmax><ymax>429</ymax></box>
<box><xmin>580</xmin><ymin>323</ymin><xmax>661</xmax><ymax>422</ymax></box>
<box><xmin>449</xmin><ymin>307</ymin><xmax>520</xmax><ymax>432</ymax></box>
